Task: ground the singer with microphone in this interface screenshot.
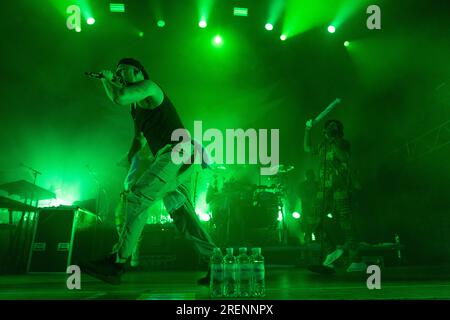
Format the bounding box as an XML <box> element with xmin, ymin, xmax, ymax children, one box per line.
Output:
<box><xmin>304</xmin><ymin>119</ymin><xmax>366</xmax><ymax>273</ymax></box>
<box><xmin>80</xmin><ymin>58</ymin><xmax>216</xmax><ymax>285</ymax></box>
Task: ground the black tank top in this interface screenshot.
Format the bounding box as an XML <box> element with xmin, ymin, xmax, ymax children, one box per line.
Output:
<box><xmin>131</xmin><ymin>91</ymin><xmax>185</xmax><ymax>154</ymax></box>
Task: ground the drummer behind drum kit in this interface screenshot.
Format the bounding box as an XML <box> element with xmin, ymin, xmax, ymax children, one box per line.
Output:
<box><xmin>207</xmin><ymin>164</ymin><xmax>295</xmax><ymax>246</ymax></box>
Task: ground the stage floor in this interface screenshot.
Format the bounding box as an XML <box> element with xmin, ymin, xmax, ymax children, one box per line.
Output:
<box><xmin>1</xmin><ymin>265</ymin><xmax>450</xmax><ymax>300</ymax></box>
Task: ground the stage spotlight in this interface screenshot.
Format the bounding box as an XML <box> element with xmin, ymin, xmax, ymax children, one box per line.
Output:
<box><xmin>292</xmin><ymin>212</ymin><xmax>301</xmax><ymax>219</ymax></box>
<box><xmin>233</xmin><ymin>7</ymin><xmax>248</xmax><ymax>17</ymax></box>
<box><xmin>138</xmin><ymin>31</ymin><xmax>144</xmax><ymax>37</ymax></box>
<box><xmin>213</xmin><ymin>35</ymin><xmax>223</xmax><ymax>46</ymax></box>
<box><xmin>196</xmin><ymin>210</ymin><xmax>211</xmax><ymax>222</ymax></box>
<box><xmin>280</xmin><ymin>34</ymin><xmax>287</xmax><ymax>41</ymax></box>
<box><xmin>87</xmin><ymin>17</ymin><xmax>95</xmax><ymax>25</ymax></box>
<box><xmin>327</xmin><ymin>25</ymin><xmax>336</xmax><ymax>33</ymax></box>
<box><xmin>265</xmin><ymin>23</ymin><xmax>274</xmax><ymax>31</ymax></box>
<box><xmin>157</xmin><ymin>20</ymin><xmax>166</xmax><ymax>28</ymax></box>
<box><xmin>110</xmin><ymin>3</ymin><xmax>125</xmax><ymax>13</ymax></box>
<box><xmin>344</xmin><ymin>41</ymin><xmax>350</xmax><ymax>47</ymax></box>
<box><xmin>327</xmin><ymin>213</ymin><xmax>333</xmax><ymax>219</ymax></box>
<box><xmin>199</xmin><ymin>20</ymin><xmax>207</xmax><ymax>28</ymax></box>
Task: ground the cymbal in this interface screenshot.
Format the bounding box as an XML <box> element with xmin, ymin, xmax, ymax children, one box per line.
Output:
<box><xmin>277</xmin><ymin>165</ymin><xmax>295</xmax><ymax>173</ymax></box>
<box><xmin>266</xmin><ymin>165</ymin><xmax>294</xmax><ymax>175</ymax></box>
<box><xmin>255</xmin><ymin>185</ymin><xmax>278</xmax><ymax>190</ymax></box>
<box><xmin>210</xmin><ymin>165</ymin><xmax>227</xmax><ymax>171</ymax></box>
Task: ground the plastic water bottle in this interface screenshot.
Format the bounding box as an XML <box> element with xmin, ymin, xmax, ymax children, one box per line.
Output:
<box><xmin>209</xmin><ymin>248</ymin><xmax>224</xmax><ymax>298</ymax></box>
<box><xmin>223</xmin><ymin>248</ymin><xmax>237</xmax><ymax>297</ymax></box>
<box><xmin>237</xmin><ymin>247</ymin><xmax>251</xmax><ymax>297</ymax></box>
<box><xmin>251</xmin><ymin>247</ymin><xmax>265</xmax><ymax>297</ymax></box>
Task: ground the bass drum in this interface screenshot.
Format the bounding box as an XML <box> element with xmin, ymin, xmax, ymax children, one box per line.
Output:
<box><xmin>209</xmin><ymin>190</ymin><xmax>253</xmax><ymax>246</ymax></box>
<box><xmin>247</xmin><ymin>190</ymin><xmax>281</xmax><ymax>228</ymax></box>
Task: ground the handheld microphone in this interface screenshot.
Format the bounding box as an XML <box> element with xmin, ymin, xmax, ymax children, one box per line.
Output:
<box><xmin>84</xmin><ymin>71</ymin><xmax>105</xmax><ymax>79</ymax></box>
<box><xmin>84</xmin><ymin>72</ymin><xmax>124</xmax><ymax>84</ymax></box>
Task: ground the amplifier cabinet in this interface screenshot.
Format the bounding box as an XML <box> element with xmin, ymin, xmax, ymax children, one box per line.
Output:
<box><xmin>27</xmin><ymin>206</ymin><xmax>98</xmax><ymax>273</ymax></box>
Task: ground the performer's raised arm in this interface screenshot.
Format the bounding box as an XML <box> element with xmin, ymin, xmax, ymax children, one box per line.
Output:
<box><xmin>100</xmin><ymin>67</ymin><xmax>163</xmax><ymax>108</ymax></box>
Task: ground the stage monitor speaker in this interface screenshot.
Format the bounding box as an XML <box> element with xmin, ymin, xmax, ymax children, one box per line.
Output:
<box><xmin>27</xmin><ymin>206</ymin><xmax>99</xmax><ymax>273</ymax></box>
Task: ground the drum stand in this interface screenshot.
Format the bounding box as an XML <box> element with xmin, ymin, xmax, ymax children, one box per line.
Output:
<box><xmin>277</xmin><ymin>196</ymin><xmax>288</xmax><ymax>245</ymax></box>
<box><xmin>319</xmin><ymin>142</ymin><xmax>328</xmax><ymax>263</ymax></box>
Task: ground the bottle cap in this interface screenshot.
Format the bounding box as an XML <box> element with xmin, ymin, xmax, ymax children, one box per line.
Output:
<box><xmin>213</xmin><ymin>247</ymin><xmax>222</xmax><ymax>255</ymax></box>
<box><xmin>226</xmin><ymin>247</ymin><xmax>234</xmax><ymax>254</ymax></box>
<box><xmin>239</xmin><ymin>247</ymin><xmax>247</xmax><ymax>254</ymax></box>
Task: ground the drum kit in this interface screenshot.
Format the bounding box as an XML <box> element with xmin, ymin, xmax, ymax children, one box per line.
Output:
<box><xmin>206</xmin><ymin>164</ymin><xmax>295</xmax><ymax>246</ymax></box>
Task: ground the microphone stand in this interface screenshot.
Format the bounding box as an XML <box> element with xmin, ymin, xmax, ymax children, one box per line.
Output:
<box><xmin>86</xmin><ymin>165</ymin><xmax>107</xmax><ymax>219</ymax></box>
<box><xmin>320</xmin><ymin>142</ymin><xmax>327</xmax><ymax>263</ymax></box>
<box><xmin>307</xmin><ymin>138</ymin><xmax>335</xmax><ymax>274</ymax></box>
<box><xmin>20</xmin><ymin>163</ymin><xmax>41</xmax><ymax>186</ymax></box>
<box><xmin>193</xmin><ymin>171</ymin><xmax>199</xmax><ymax>208</ymax></box>
<box><xmin>85</xmin><ymin>165</ymin><xmax>106</xmax><ymax>259</ymax></box>
<box><xmin>18</xmin><ymin>163</ymin><xmax>42</xmax><ymax>272</ymax></box>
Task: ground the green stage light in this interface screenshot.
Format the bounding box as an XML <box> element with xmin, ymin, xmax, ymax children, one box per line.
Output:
<box><xmin>157</xmin><ymin>20</ymin><xmax>166</xmax><ymax>28</ymax></box>
<box><xmin>327</xmin><ymin>213</ymin><xmax>333</xmax><ymax>219</ymax></box>
<box><xmin>233</xmin><ymin>7</ymin><xmax>248</xmax><ymax>17</ymax></box>
<box><xmin>138</xmin><ymin>31</ymin><xmax>144</xmax><ymax>37</ymax></box>
<box><xmin>292</xmin><ymin>212</ymin><xmax>301</xmax><ymax>219</ymax></box>
<box><xmin>344</xmin><ymin>41</ymin><xmax>350</xmax><ymax>47</ymax></box>
<box><xmin>213</xmin><ymin>35</ymin><xmax>223</xmax><ymax>46</ymax></box>
<box><xmin>280</xmin><ymin>34</ymin><xmax>287</xmax><ymax>41</ymax></box>
<box><xmin>75</xmin><ymin>27</ymin><xmax>81</xmax><ymax>32</ymax></box>
<box><xmin>327</xmin><ymin>25</ymin><xmax>336</xmax><ymax>33</ymax></box>
<box><xmin>265</xmin><ymin>23</ymin><xmax>274</xmax><ymax>31</ymax></box>
<box><xmin>197</xmin><ymin>211</ymin><xmax>211</xmax><ymax>222</ymax></box>
<box><xmin>110</xmin><ymin>3</ymin><xmax>125</xmax><ymax>13</ymax></box>
<box><xmin>86</xmin><ymin>17</ymin><xmax>95</xmax><ymax>25</ymax></box>
<box><xmin>199</xmin><ymin>20</ymin><xmax>207</xmax><ymax>28</ymax></box>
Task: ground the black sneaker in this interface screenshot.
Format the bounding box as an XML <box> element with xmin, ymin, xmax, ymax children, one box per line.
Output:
<box><xmin>79</xmin><ymin>254</ymin><xmax>127</xmax><ymax>285</ymax></box>
<box><xmin>197</xmin><ymin>269</ymin><xmax>210</xmax><ymax>286</ymax></box>
<box><xmin>307</xmin><ymin>264</ymin><xmax>336</xmax><ymax>275</ymax></box>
